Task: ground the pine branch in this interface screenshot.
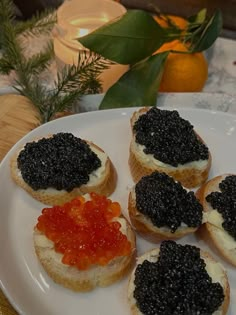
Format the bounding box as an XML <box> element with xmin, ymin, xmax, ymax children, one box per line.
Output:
<box><xmin>49</xmin><ymin>91</ymin><xmax>81</xmax><ymax>117</ymax></box>
<box><xmin>0</xmin><ymin>56</ymin><xmax>15</xmax><ymax>74</ymax></box>
<box><xmin>0</xmin><ymin>0</ymin><xmax>17</xmax><ymax>48</ymax></box>
<box><xmin>0</xmin><ymin>0</ymin><xmax>15</xmax><ymax>23</ymax></box>
<box><xmin>16</xmin><ymin>76</ymin><xmax>81</xmax><ymax>123</ymax></box>
<box><xmin>15</xmin><ymin>51</ymin><xmax>110</xmax><ymax>122</ymax></box>
<box><xmin>23</xmin><ymin>42</ymin><xmax>54</xmax><ymax>75</ymax></box>
<box><xmin>15</xmin><ymin>10</ymin><xmax>57</xmax><ymax>37</ymax></box>
<box><xmin>56</xmin><ymin>52</ymin><xmax>113</xmax><ymax>94</ymax></box>
<box><xmin>79</xmin><ymin>76</ymin><xmax>103</xmax><ymax>95</ymax></box>
<box><xmin>14</xmin><ymin>78</ymin><xmax>50</xmax><ymax>119</ymax></box>
<box><xmin>79</xmin><ymin>51</ymin><xmax>114</xmax><ymax>75</ymax></box>
<box><xmin>0</xmin><ymin>0</ymin><xmax>112</xmax><ymax>124</ymax></box>
<box><xmin>1</xmin><ymin>22</ymin><xmax>24</xmax><ymax>67</ymax></box>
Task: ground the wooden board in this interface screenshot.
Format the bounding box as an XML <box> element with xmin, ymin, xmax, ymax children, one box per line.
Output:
<box><xmin>0</xmin><ymin>94</ymin><xmax>41</xmax><ymax>315</ymax></box>
<box><xmin>0</xmin><ymin>94</ymin><xmax>40</xmax><ymax>161</ymax></box>
<box><xmin>0</xmin><ymin>94</ymin><xmax>73</xmax><ymax>314</ymax></box>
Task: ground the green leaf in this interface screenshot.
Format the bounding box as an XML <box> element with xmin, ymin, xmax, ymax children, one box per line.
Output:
<box><xmin>79</xmin><ymin>10</ymin><xmax>170</xmax><ymax>65</ymax></box>
<box><xmin>99</xmin><ymin>51</ymin><xmax>168</xmax><ymax>109</ymax></box>
<box><xmin>188</xmin><ymin>8</ymin><xmax>207</xmax><ymax>25</ymax></box>
<box><xmin>190</xmin><ymin>10</ymin><xmax>222</xmax><ymax>52</ymax></box>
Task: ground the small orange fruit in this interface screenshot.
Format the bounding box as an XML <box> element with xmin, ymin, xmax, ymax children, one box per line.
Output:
<box><xmin>153</xmin><ymin>15</ymin><xmax>208</xmax><ymax>92</ymax></box>
<box><xmin>154</xmin><ymin>14</ymin><xmax>188</xmax><ymax>31</ymax></box>
<box><xmin>155</xmin><ymin>41</ymin><xmax>208</xmax><ymax>92</ymax></box>
<box><xmin>153</xmin><ymin>15</ymin><xmax>188</xmax><ymax>57</ymax></box>
<box><xmin>155</xmin><ymin>39</ymin><xmax>180</xmax><ymax>54</ymax></box>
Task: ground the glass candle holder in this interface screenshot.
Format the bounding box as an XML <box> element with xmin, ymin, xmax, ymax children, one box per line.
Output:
<box><xmin>53</xmin><ymin>0</ymin><xmax>128</xmax><ymax>92</ymax></box>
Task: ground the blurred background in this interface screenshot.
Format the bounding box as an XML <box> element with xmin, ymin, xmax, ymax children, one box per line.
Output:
<box><xmin>121</xmin><ymin>0</ymin><xmax>236</xmax><ymax>33</ymax></box>
<box><xmin>13</xmin><ymin>0</ymin><xmax>236</xmax><ymax>39</ymax></box>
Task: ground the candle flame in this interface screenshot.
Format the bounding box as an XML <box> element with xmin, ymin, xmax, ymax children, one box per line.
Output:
<box><xmin>77</xmin><ymin>28</ymin><xmax>90</xmax><ymax>37</ymax></box>
<box><xmin>71</xmin><ymin>17</ymin><xmax>109</xmax><ymax>38</ymax></box>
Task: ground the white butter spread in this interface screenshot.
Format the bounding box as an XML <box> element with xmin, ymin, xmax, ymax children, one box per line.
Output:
<box><xmin>131</xmin><ymin>138</ymin><xmax>208</xmax><ymax>171</ymax></box>
<box><xmin>18</xmin><ymin>143</ymin><xmax>107</xmax><ymax>193</ymax></box>
<box><xmin>205</xmin><ymin>260</ymin><xmax>225</xmax><ymax>285</ymax></box>
<box><xmin>206</xmin><ymin>210</ymin><xmax>236</xmax><ymax>250</ymax></box>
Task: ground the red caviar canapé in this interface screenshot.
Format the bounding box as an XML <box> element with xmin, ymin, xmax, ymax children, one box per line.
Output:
<box><xmin>36</xmin><ymin>193</ymin><xmax>131</xmax><ymax>270</ymax></box>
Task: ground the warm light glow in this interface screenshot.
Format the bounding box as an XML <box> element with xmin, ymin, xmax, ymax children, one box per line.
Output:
<box><xmin>54</xmin><ymin>0</ymin><xmax>128</xmax><ymax>92</ymax></box>
<box><xmin>71</xmin><ymin>17</ymin><xmax>110</xmax><ymax>38</ymax></box>
<box><xmin>77</xmin><ymin>28</ymin><xmax>90</xmax><ymax>37</ymax></box>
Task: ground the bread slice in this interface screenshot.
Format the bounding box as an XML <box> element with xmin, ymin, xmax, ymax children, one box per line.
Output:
<box><xmin>128</xmin><ymin>247</ymin><xmax>230</xmax><ymax>315</ymax></box>
<box><xmin>196</xmin><ymin>174</ymin><xmax>236</xmax><ymax>267</ymax></box>
<box><xmin>128</xmin><ymin>188</ymin><xmax>199</xmax><ymax>243</ymax></box>
<box><xmin>129</xmin><ymin>107</ymin><xmax>211</xmax><ymax>188</ymax></box>
<box><xmin>10</xmin><ymin>137</ymin><xmax>117</xmax><ymax>205</ymax></box>
<box><xmin>34</xmin><ymin>215</ymin><xmax>136</xmax><ymax>292</ymax></box>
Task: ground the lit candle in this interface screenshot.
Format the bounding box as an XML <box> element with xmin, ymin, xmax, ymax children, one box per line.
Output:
<box><xmin>53</xmin><ymin>0</ymin><xmax>128</xmax><ymax>92</ymax></box>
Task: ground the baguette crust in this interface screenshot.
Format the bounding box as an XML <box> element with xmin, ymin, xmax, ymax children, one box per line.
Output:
<box><xmin>196</xmin><ymin>174</ymin><xmax>236</xmax><ymax>267</ymax></box>
<box><xmin>34</xmin><ymin>217</ymin><xmax>136</xmax><ymax>292</ymax></box>
<box><xmin>129</xmin><ymin>107</ymin><xmax>211</xmax><ymax>188</ymax></box>
<box><xmin>10</xmin><ymin>139</ymin><xmax>117</xmax><ymax>205</ymax></box>
<box><xmin>128</xmin><ymin>190</ymin><xmax>198</xmax><ymax>243</ymax></box>
<box><xmin>128</xmin><ymin>248</ymin><xmax>230</xmax><ymax>315</ymax></box>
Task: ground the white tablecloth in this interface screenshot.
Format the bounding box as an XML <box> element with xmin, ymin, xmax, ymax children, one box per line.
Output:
<box><xmin>0</xmin><ymin>36</ymin><xmax>236</xmax><ymax>112</ymax></box>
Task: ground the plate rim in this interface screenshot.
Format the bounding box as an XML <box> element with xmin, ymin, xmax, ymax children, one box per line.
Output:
<box><xmin>1</xmin><ymin>106</ymin><xmax>236</xmax><ymax>315</ymax></box>
<box><xmin>1</xmin><ymin>105</ymin><xmax>236</xmax><ymax>167</ymax></box>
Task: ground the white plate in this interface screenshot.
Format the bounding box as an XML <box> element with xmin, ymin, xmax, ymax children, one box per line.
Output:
<box><xmin>74</xmin><ymin>92</ymin><xmax>236</xmax><ymax>113</ymax></box>
<box><xmin>0</xmin><ymin>107</ymin><xmax>236</xmax><ymax>315</ymax></box>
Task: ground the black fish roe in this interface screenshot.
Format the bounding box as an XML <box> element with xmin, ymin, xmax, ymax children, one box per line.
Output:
<box><xmin>133</xmin><ymin>108</ymin><xmax>209</xmax><ymax>166</ymax></box>
<box><xmin>206</xmin><ymin>175</ymin><xmax>236</xmax><ymax>240</ymax></box>
<box><xmin>17</xmin><ymin>133</ymin><xmax>102</xmax><ymax>191</ymax></box>
<box><xmin>133</xmin><ymin>240</ymin><xmax>224</xmax><ymax>315</ymax></box>
<box><xmin>135</xmin><ymin>172</ymin><xmax>203</xmax><ymax>232</ymax></box>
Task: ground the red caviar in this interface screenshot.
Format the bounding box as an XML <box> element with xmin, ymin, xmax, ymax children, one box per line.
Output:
<box><xmin>36</xmin><ymin>193</ymin><xmax>132</xmax><ymax>270</ymax></box>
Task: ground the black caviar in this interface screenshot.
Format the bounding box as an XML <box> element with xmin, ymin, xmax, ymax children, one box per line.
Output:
<box><xmin>206</xmin><ymin>175</ymin><xmax>236</xmax><ymax>240</ymax></box>
<box><xmin>133</xmin><ymin>108</ymin><xmax>209</xmax><ymax>166</ymax></box>
<box><xmin>135</xmin><ymin>172</ymin><xmax>203</xmax><ymax>232</ymax></box>
<box><xmin>17</xmin><ymin>133</ymin><xmax>102</xmax><ymax>191</ymax></box>
<box><xmin>133</xmin><ymin>241</ymin><xmax>224</xmax><ymax>315</ymax></box>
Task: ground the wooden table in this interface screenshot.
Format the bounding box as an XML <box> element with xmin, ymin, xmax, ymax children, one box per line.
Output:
<box><xmin>0</xmin><ymin>94</ymin><xmax>39</xmax><ymax>161</ymax></box>
<box><xmin>0</xmin><ymin>94</ymin><xmax>39</xmax><ymax>315</ymax></box>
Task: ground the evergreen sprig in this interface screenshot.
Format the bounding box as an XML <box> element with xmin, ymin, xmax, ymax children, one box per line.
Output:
<box><xmin>57</xmin><ymin>52</ymin><xmax>113</xmax><ymax>94</ymax></box>
<box><xmin>0</xmin><ymin>0</ymin><xmax>112</xmax><ymax>123</ymax></box>
<box><xmin>0</xmin><ymin>0</ymin><xmax>17</xmax><ymax>49</ymax></box>
<box><xmin>0</xmin><ymin>57</ymin><xmax>14</xmax><ymax>74</ymax></box>
<box><xmin>14</xmin><ymin>50</ymin><xmax>112</xmax><ymax>123</ymax></box>
<box><xmin>0</xmin><ymin>0</ymin><xmax>14</xmax><ymax>24</ymax></box>
<box><xmin>23</xmin><ymin>42</ymin><xmax>54</xmax><ymax>75</ymax></box>
<box><xmin>15</xmin><ymin>10</ymin><xmax>57</xmax><ymax>37</ymax></box>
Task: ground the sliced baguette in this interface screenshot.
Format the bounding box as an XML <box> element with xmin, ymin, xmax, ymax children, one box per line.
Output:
<box><xmin>128</xmin><ymin>188</ymin><xmax>199</xmax><ymax>243</ymax></box>
<box><xmin>34</xmin><ymin>216</ymin><xmax>136</xmax><ymax>292</ymax></box>
<box><xmin>10</xmin><ymin>138</ymin><xmax>117</xmax><ymax>205</ymax></box>
<box><xmin>128</xmin><ymin>247</ymin><xmax>230</xmax><ymax>315</ymax></box>
<box><xmin>129</xmin><ymin>107</ymin><xmax>211</xmax><ymax>188</ymax></box>
<box><xmin>196</xmin><ymin>174</ymin><xmax>236</xmax><ymax>267</ymax></box>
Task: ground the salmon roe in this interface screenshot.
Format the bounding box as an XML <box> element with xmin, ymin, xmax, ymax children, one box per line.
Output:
<box><xmin>36</xmin><ymin>193</ymin><xmax>132</xmax><ymax>270</ymax></box>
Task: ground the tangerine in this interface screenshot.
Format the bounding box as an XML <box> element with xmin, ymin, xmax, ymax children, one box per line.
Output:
<box><xmin>153</xmin><ymin>15</ymin><xmax>208</xmax><ymax>92</ymax></box>
<box><xmin>156</xmin><ymin>41</ymin><xmax>208</xmax><ymax>92</ymax></box>
<box><xmin>154</xmin><ymin>14</ymin><xmax>188</xmax><ymax>31</ymax></box>
<box><xmin>153</xmin><ymin>14</ymin><xmax>188</xmax><ymax>52</ymax></box>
